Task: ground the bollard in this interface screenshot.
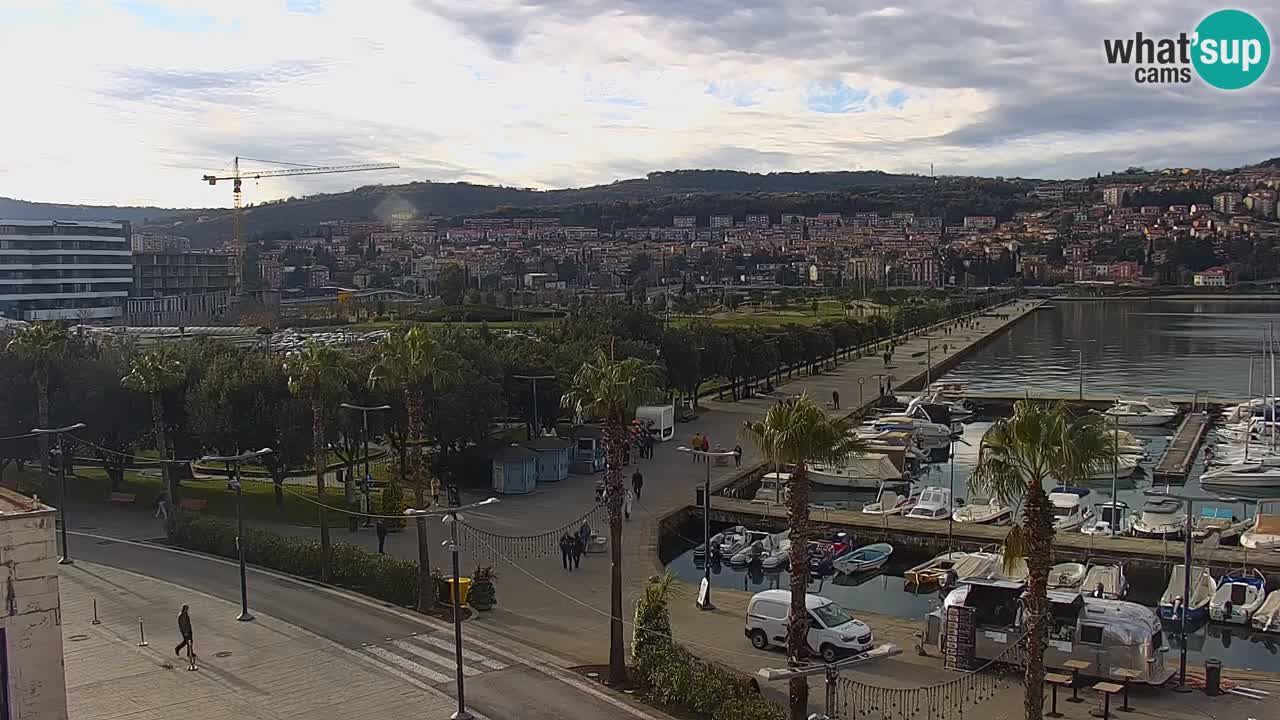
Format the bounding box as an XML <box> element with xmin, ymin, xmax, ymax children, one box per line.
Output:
<box><xmin>1204</xmin><ymin>658</ymin><xmax>1222</xmax><ymax>696</ymax></box>
<box><xmin>91</xmin><ymin>597</ymin><xmax>101</xmax><ymax>625</ymax></box>
<box><xmin>137</xmin><ymin>617</ymin><xmax>148</xmax><ymax>646</ymax></box>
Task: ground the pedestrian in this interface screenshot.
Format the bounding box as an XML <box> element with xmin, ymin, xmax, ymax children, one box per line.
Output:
<box><xmin>733</xmin><ymin>444</ymin><xmax>742</xmax><ymax>468</ymax></box>
<box><xmin>691</xmin><ymin>433</ymin><xmax>702</xmax><ymax>461</ymax></box>
<box><xmin>375</xmin><ymin>519</ymin><xmax>388</xmax><ymax>554</ymax></box>
<box><xmin>175</xmin><ymin>604</ymin><xmax>194</xmax><ymax>658</ymax></box>
<box><xmin>560</xmin><ymin>533</ymin><xmax>573</xmax><ymax>570</ymax></box>
<box><xmin>883</xmin><ymin>351</ymin><xmax>890</xmax><ymax>367</ymax></box>
<box><xmin>623</xmin><ymin>443</ymin><xmax>631</xmax><ymax>466</ymax></box>
<box><xmin>430</xmin><ymin>477</ymin><xmax>441</xmax><ymax>507</ymax></box>
<box><xmin>831</xmin><ymin>389</ymin><xmax>840</xmax><ymax>410</ymax></box>
<box><xmin>624</xmin><ymin>487</ymin><xmax>634</xmax><ymax>520</ymax></box>
<box><xmin>578</xmin><ymin>522</ymin><xmax>591</xmax><ymax>555</ymax></box>
<box><xmin>644</xmin><ymin>429</ymin><xmax>655</xmax><ymax>459</ymax></box>
<box><xmin>632</xmin><ymin>468</ymin><xmax>644</xmax><ymax>499</ymax></box>
<box><xmin>154</xmin><ymin>491</ymin><xmax>169</xmax><ymax>521</ymax></box>
<box><xmin>572</xmin><ymin>532</ymin><xmax>584</xmax><ymax>569</ymax></box>
<box><xmin>701</xmin><ymin>434</ymin><xmax>711</xmax><ymax>453</ymax></box>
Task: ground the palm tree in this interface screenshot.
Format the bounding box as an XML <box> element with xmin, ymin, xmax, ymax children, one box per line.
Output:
<box><xmin>285</xmin><ymin>340</ymin><xmax>353</xmax><ymax>584</ymax></box>
<box><xmin>741</xmin><ymin>394</ymin><xmax>865</xmax><ymax>720</ymax></box>
<box><xmin>122</xmin><ymin>345</ymin><xmax>185</xmax><ymax>530</ymax></box>
<box><xmin>6</xmin><ymin>322</ymin><xmax>72</xmax><ymax>477</ymax></box>
<box><xmin>369</xmin><ymin>327</ymin><xmax>458</xmax><ymax>610</ymax></box>
<box><xmin>969</xmin><ymin>401</ymin><xmax>1115</xmax><ymax>720</ymax></box>
<box><xmin>561</xmin><ymin>347</ymin><xmax>661</xmax><ymax>685</ymax></box>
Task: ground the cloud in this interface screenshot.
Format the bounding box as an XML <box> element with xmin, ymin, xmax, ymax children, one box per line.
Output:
<box><xmin>0</xmin><ymin>0</ymin><xmax>1278</xmax><ymax>208</ymax></box>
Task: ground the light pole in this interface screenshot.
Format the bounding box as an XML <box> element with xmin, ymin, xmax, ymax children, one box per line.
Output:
<box><xmin>201</xmin><ymin>448</ymin><xmax>273</xmax><ymax>621</ymax></box>
<box><xmin>31</xmin><ymin>422</ymin><xmax>86</xmax><ymax>564</ymax></box>
<box><xmin>340</xmin><ymin>403</ymin><xmax>391</xmax><ymax>527</ymax></box>
<box><xmin>922</xmin><ymin>336</ymin><xmax>937</xmax><ymax>388</ymax></box>
<box><xmin>512</xmin><ymin>374</ymin><xmax>555</xmax><ymax>440</ymax></box>
<box><xmin>677</xmin><ymin>445</ymin><xmax>738</xmax><ymax>610</ymax></box>
<box><xmin>1067</xmin><ymin>339</ymin><xmax>1096</xmax><ymax>400</ymax></box>
<box><xmin>405</xmin><ymin>497</ymin><xmax>499</xmax><ymax>720</ymax></box>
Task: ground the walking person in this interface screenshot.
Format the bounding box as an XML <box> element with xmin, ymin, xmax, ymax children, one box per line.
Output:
<box><xmin>831</xmin><ymin>389</ymin><xmax>840</xmax><ymax>410</ymax></box>
<box><xmin>430</xmin><ymin>477</ymin><xmax>441</xmax><ymax>507</ymax></box>
<box><xmin>733</xmin><ymin>443</ymin><xmax>743</xmax><ymax>468</ymax></box>
<box><xmin>375</xmin><ymin>519</ymin><xmax>388</xmax><ymax>554</ymax></box>
<box><xmin>691</xmin><ymin>433</ymin><xmax>703</xmax><ymax>461</ymax></box>
<box><xmin>571</xmin><ymin>532</ymin><xmax>584</xmax><ymax>569</ymax></box>
<box><xmin>632</xmin><ymin>468</ymin><xmax>644</xmax><ymax>499</ymax></box>
<box><xmin>624</xmin><ymin>487</ymin><xmax>634</xmax><ymax>521</ymax></box>
<box><xmin>577</xmin><ymin>522</ymin><xmax>591</xmax><ymax>561</ymax></box>
<box><xmin>174</xmin><ymin>604</ymin><xmax>194</xmax><ymax>658</ymax></box>
<box><xmin>154</xmin><ymin>491</ymin><xmax>169</xmax><ymax>521</ymax></box>
<box><xmin>560</xmin><ymin>533</ymin><xmax>573</xmax><ymax>570</ymax></box>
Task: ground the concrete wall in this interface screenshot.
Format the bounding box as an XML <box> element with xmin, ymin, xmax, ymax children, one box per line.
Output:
<box><xmin>0</xmin><ymin>508</ymin><xmax>67</xmax><ymax>720</ymax></box>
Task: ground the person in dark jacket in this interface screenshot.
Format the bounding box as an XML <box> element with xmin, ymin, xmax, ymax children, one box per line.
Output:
<box><xmin>560</xmin><ymin>533</ymin><xmax>574</xmax><ymax>570</ymax></box>
<box><xmin>632</xmin><ymin>469</ymin><xmax>644</xmax><ymax>499</ymax></box>
<box><xmin>375</xmin><ymin>519</ymin><xmax>388</xmax><ymax>554</ymax></box>
<box><xmin>175</xmin><ymin>604</ymin><xmax>194</xmax><ymax>658</ymax></box>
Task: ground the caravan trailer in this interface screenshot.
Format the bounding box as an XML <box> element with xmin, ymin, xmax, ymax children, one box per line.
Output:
<box><xmin>924</xmin><ymin>579</ymin><xmax>1173</xmax><ymax>685</ymax></box>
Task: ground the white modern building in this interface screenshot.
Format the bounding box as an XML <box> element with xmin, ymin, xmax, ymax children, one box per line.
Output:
<box><xmin>0</xmin><ymin>487</ymin><xmax>67</xmax><ymax>720</ymax></box>
<box><xmin>0</xmin><ymin>220</ymin><xmax>133</xmax><ymax>321</ymax></box>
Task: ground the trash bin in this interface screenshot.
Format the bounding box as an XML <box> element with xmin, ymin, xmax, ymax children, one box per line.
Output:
<box><xmin>445</xmin><ymin>577</ymin><xmax>472</xmax><ymax>606</ymax></box>
<box><xmin>1204</xmin><ymin>658</ymin><xmax>1222</xmax><ymax>696</ymax></box>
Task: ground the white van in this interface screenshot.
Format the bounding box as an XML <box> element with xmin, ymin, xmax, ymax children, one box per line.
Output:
<box><xmin>635</xmin><ymin>404</ymin><xmax>675</xmax><ymax>442</ymax></box>
<box><xmin>745</xmin><ymin>590</ymin><xmax>873</xmax><ymax>662</ymax></box>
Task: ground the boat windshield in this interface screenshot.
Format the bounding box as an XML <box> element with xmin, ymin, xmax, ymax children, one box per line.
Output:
<box><xmin>812</xmin><ymin>602</ymin><xmax>854</xmax><ymax>628</ymax></box>
<box><xmin>1052</xmin><ymin>505</ymin><xmax>1076</xmax><ymax>517</ymax></box>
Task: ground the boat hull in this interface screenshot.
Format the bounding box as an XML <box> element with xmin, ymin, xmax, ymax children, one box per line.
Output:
<box><xmin>1107</xmin><ymin>413</ymin><xmax>1176</xmax><ymax>427</ymax></box>
<box><xmin>1159</xmin><ymin>605</ymin><xmax>1209</xmax><ymax>623</ymax></box>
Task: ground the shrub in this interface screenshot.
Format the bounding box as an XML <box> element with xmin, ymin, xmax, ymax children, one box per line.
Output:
<box><xmin>171</xmin><ymin>513</ymin><xmax>418</xmax><ymax>607</ymax></box>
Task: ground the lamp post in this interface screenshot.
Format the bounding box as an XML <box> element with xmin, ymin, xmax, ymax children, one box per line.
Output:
<box><xmin>405</xmin><ymin>497</ymin><xmax>499</xmax><ymax>720</ymax></box>
<box><xmin>340</xmin><ymin>403</ymin><xmax>391</xmax><ymax>527</ymax></box>
<box><xmin>922</xmin><ymin>336</ymin><xmax>936</xmax><ymax>388</ymax></box>
<box><xmin>677</xmin><ymin>445</ymin><xmax>738</xmax><ymax>610</ymax></box>
<box><xmin>201</xmin><ymin>448</ymin><xmax>273</xmax><ymax>621</ymax></box>
<box><xmin>1067</xmin><ymin>339</ymin><xmax>1096</xmax><ymax>400</ymax></box>
<box><xmin>31</xmin><ymin>422</ymin><xmax>86</xmax><ymax>564</ymax></box>
<box><xmin>512</xmin><ymin>374</ymin><xmax>555</xmax><ymax>440</ymax></box>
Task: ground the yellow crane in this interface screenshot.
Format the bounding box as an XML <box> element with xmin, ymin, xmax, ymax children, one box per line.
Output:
<box><xmin>202</xmin><ymin>156</ymin><xmax>399</xmax><ymax>285</ymax></box>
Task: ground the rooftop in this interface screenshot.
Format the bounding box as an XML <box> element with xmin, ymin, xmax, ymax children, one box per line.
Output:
<box><xmin>0</xmin><ymin>486</ymin><xmax>53</xmax><ymax>516</ymax></box>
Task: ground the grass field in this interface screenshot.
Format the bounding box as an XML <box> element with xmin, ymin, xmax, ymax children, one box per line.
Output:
<box><xmin>669</xmin><ymin>300</ymin><xmax>890</xmax><ymax>329</ymax></box>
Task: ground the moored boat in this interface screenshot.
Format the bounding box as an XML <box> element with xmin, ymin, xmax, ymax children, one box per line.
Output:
<box><xmin>1253</xmin><ymin>590</ymin><xmax>1280</xmax><ymax>633</ymax></box>
<box><xmin>1103</xmin><ymin>397</ymin><xmax>1179</xmax><ymax>427</ymax></box>
<box><xmin>1082</xmin><ymin>562</ymin><xmax>1128</xmax><ymax>599</ymax></box>
<box><xmin>1209</xmin><ymin>569</ymin><xmax>1267</xmax><ymax>625</ymax></box>
<box><xmin>904</xmin><ymin>487</ymin><xmax>952</xmax><ymax>521</ymax></box>
<box><xmin>1049</xmin><ymin>562</ymin><xmax>1087</xmax><ymax>589</ymax></box>
<box><xmin>903</xmin><ymin>551</ymin><xmax>968</xmax><ymax>591</ymax></box>
<box><xmin>807</xmin><ymin>453</ymin><xmax>903</xmax><ymax>489</ymax></box>
<box><xmin>1240</xmin><ymin>499</ymin><xmax>1280</xmax><ymax>550</ymax></box>
<box><xmin>951</xmin><ymin>496</ymin><xmax>1013</xmax><ymax>525</ymax></box>
<box><xmin>832</xmin><ymin>543</ymin><xmax>894</xmax><ymax>575</ymax></box>
<box><xmin>1132</xmin><ymin>498</ymin><xmax>1185</xmax><ymax>539</ymax></box>
<box><xmin>1158</xmin><ymin>565</ymin><xmax>1216</xmax><ymax>622</ymax></box>
<box><xmin>1081</xmin><ymin>500</ymin><xmax>1133</xmax><ymax>536</ymax></box>
<box><xmin>861</xmin><ymin>482</ymin><xmax>918</xmax><ymax>516</ymax></box>
<box><xmin>1050</xmin><ymin>487</ymin><xmax>1094</xmax><ymax>532</ymax></box>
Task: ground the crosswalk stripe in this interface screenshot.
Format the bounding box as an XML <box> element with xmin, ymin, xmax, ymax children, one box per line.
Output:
<box><xmin>392</xmin><ymin>638</ymin><xmax>482</xmax><ymax>677</ymax></box>
<box><xmin>412</xmin><ymin>633</ymin><xmax>508</xmax><ymax>670</ymax></box>
<box><xmin>361</xmin><ymin>645</ymin><xmax>452</xmax><ymax>683</ymax></box>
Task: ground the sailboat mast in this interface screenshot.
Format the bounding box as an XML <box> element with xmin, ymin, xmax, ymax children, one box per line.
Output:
<box><xmin>1245</xmin><ymin>355</ymin><xmax>1253</xmax><ymax>461</ymax></box>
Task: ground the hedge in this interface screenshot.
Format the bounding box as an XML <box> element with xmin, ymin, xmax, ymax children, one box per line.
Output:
<box><xmin>172</xmin><ymin>513</ymin><xmax>418</xmax><ymax>607</ymax></box>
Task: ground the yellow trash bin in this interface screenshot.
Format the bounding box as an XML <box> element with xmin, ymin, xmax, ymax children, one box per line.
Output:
<box><xmin>445</xmin><ymin>577</ymin><xmax>472</xmax><ymax>606</ymax></box>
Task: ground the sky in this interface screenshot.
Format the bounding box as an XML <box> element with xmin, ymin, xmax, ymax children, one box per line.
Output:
<box><xmin>1</xmin><ymin>0</ymin><xmax>1277</xmax><ymax>208</ymax></box>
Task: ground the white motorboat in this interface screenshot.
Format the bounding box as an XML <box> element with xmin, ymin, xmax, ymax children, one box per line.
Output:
<box><xmin>1191</xmin><ymin>506</ymin><xmax>1251</xmax><ymax>542</ymax></box>
<box><xmin>1206</xmin><ymin>445</ymin><xmax>1280</xmax><ymax>466</ymax></box>
<box><xmin>1131</xmin><ymin>498</ymin><xmax>1185</xmax><ymax>539</ymax></box>
<box><xmin>808</xmin><ymin>453</ymin><xmax>902</xmax><ymax>489</ymax></box>
<box><xmin>1200</xmin><ymin>459</ymin><xmax>1280</xmax><ymax>489</ymax></box>
<box><xmin>1050</xmin><ymin>487</ymin><xmax>1095</xmax><ymax>531</ymax></box>
<box><xmin>1240</xmin><ymin>499</ymin><xmax>1280</xmax><ymax>550</ymax></box>
<box><xmin>860</xmin><ymin>483</ymin><xmax>918</xmax><ymax>516</ymax></box>
<box><xmin>1049</xmin><ymin>562</ymin><xmax>1087</xmax><ymax>589</ymax></box>
<box><xmin>868</xmin><ymin>414</ymin><xmax>955</xmax><ymax>441</ymax></box>
<box><xmin>1081</xmin><ymin>454</ymin><xmax>1141</xmax><ymax>481</ymax></box>
<box><xmin>1253</xmin><ymin>590</ymin><xmax>1280</xmax><ymax>632</ymax></box>
<box><xmin>832</xmin><ymin>543</ymin><xmax>894</xmax><ymax>575</ymax></box>
<box><xmin>759</xmin><ymin>531</ymin><xmax>791</xmax><ymax>572</ymax></box>
<box><xmin>1103</xmin><ymin>397</ymin><xmax>1179</xmax><ymax>427</ymax></box>
<box><xmin>728</xmin><ymin>530</ymin><xmax>772</xmax><ymax>566</ymax></box>
<box><xmin>903</xmin><ymin>551</ymin><xmax>969</xmax><ymax>590</ymax></box>
<box><xmin>904</xmin><ymin>486</ymin><xmax>952</xmax><ymax>521</ymax></box>
<box><xmin>1081</xmin><ymin>500</ymin><xmax>1134</xmax><ymax>536</ymax></box>
<box><xmin>1209</xmin><ymin>569</ymin><xmax>1268</xmax><ymax>625</ymax></box>
<box><xmin>1081</xmin><ymin>562</ymin><xmax>1128</xmax><ymax>599</ymax></box>
<box><xmin>1159</xmin><ymin>565</ymin><xmax>1217</xmax><ymax>622</ymax></box>
<box><xmin>951</xmin><ymin>496</ymin><xmax>1012</xmax><ymax>525</ymax></box>
<box><xmin>751</xmin><ymin>472</ymin><xmax>792</xmax><ymax>504</ymax></box>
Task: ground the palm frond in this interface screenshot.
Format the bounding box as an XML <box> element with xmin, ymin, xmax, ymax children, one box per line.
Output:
<box><xmin>1000</xmin><ymin>523</ymin><xmax>1030</xmax><ymax>570</ymax></box>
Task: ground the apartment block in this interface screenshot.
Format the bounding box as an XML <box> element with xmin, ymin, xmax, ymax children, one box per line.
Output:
<box><xmin>672</xmin><ymin>216</ymin><xmax>697</xmax><ymax>229</ymax></box>
<box><xmin>132</xmin><ymin>251</ymin><xmax>236</xmax><ymax>298</ymax></box>
<box><xmin>962</xmin><ymin>216</ymin><xmax>997</xmax><ymax>230</ymax></box>
<box><xmin>0</xmin><ymin>219</ymin><xmax>133</xmax><ymax>321</ymax></box>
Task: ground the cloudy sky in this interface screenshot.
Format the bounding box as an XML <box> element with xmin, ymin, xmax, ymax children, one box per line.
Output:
<box><xmin>1</xmin><ymin>0</ymin><xmax>1277</xmax><ymax>208</ymax></box>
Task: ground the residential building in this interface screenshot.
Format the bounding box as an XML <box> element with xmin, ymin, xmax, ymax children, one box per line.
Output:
<box><xmin>0</xmin><ymin>219</ymin><xmax>133</xmax><ymax>321</ymax></box>
<box><xmin>1213</xmin><ymin>192</ymin><xmax>1244</xmax><ymax>214</ymax></box>
<box><xmin>744</xmin><ymin>214</ymin><xmax>769</xmax><ymax>228</ymax></box>
<box><xmin>130</xmin><ymin>233</ymin><xmax>189</xmax><ymax>252</ymax></box>
<box><xmin>846</xmin><ymin>255</ymin><xmax>886</xmax><ymax>282</ymax></box>
<box><xmin>1246</xmin><ymin>190</ymin><xmax>1277</xmax><ymax>218</ymax></box>
<box><xmin>962</xmin><ymin>216</ymin><xmax>996</xmax><ymax>230</ymax></box>
<box><xmin>1102</xmin><ymin>186</ymin><xmax>1129</xmax><ymax>207</ymax></box>
<box><xmin>132</xmin><ymin>251</ymin><xmax>236</xmax><ymax>298</ymax></box>
<box><xmin>1193</xmin><ymin>266</ymin><xmax>1231</xmax><ymax>287</ymax></box>
<box><xmin>710</xmin><ymin>215</ymin><xmax>733</xmax><ymax>228</ymax></box>
<box><xmin>0</xmin><ymin>487</ymin><xmax>67</xmax><ymax>720</ymax></box>
<box><xmin>125</xmin><ymin>291</ymin><xmax>232</xmax><ymax>327</ymax></box>
<box><xmin>672</xmin><ymin>216</ymin><xmax>697</xmax><ymax>229</ymax></box>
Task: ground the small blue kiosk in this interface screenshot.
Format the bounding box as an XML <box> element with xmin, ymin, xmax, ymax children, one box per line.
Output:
<box><xmin>522</xmin><ymin>437</ymin><xmax>571</xmax><ymax>483</ymax></box>
<box><xmin>491</xmin><ymin>445</ymin><xmax>538</xmax><ymax>494</ymax></box>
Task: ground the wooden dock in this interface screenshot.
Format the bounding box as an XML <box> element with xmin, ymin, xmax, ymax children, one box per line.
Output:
<box><xmin>1152</xmin><ymin>412</ymin><xmax>1210</xmax><ymax>484</ymax></box>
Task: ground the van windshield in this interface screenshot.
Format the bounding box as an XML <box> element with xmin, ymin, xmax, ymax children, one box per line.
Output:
<box><xmin>812</xmin><ymin>602</ymin><xmax>853</xmax><ymax>628</ymax></box>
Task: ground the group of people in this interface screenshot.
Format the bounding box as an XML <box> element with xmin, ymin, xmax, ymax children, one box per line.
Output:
<box><xmin>688</xmin><ymin>433</ymin><xmax>743</xmax><ymax>468</ymax></box>
<box><xmin>559</xmin><ymin>522</ymin><xmax>593</xmax><ymax>570</ymax></box>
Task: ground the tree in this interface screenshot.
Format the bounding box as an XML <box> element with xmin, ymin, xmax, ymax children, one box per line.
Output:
<box><xmin>561</xmin><ymin>347</ymin><xmax>662</xmax><ymax>685</ymax></box>
<box><xmin>63</xmin><ymin>349</ymin><xmax>148</xmax><ymax>494</ymax></box>
<box><xmin>6</xmin><ymin>322</ymin><xmax>76</xmax><ymax>477</ymax></box>
<box><xmin>741</xmin><ymin>395</ymin><xmax>866</xmax><ymax>720</ymax></box>
<box><xmin>439</xmin><ymin>263</ymin><xmax>466</xmax><ymax>306</ymax></box>
<box><xmin>969</xmin><ymin>401</ymin><xmax>1115</xmax><ymax>720</ymax></box>
<box><xmin>369</xmin><ymin>327</ymin><xmax>459</xmax><ymax>611</ymax></box>
<box><xmin>122</xmin><ymin>345</ymin><xmax>186</xmax><ymax>528</ymax></box>
<box><xmin>285</xmin><ymin>340</ymin><xmax>353</xmax><ymax>584</ymax></box>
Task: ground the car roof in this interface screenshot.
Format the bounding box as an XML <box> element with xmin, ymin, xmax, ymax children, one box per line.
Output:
<box><xmin>750</xmin><ymin>589</ymin><xmax>831</xmax><ymax>610</ymax></box>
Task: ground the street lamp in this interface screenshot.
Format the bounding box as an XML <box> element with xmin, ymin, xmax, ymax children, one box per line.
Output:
<box><xmin>201</xmin><ymin>448</ymin><xmax>274</xmax><ymax>621</ymax></box>
<box><xmin>921</xmin><ymin>336</ymin><xmax>937</xmax><ymax>388</ymax></box>
<box><xmin>340</xmin><ymin>403</ymin><xmax>391</xmax><ymax>526</ymax></box>
<box><xmin>405</xmin><ymin>497</ymin><xmax>499</xmax><ymax>720</ymax></box>
<box><xmin>677</xmin><ymin>445</ymin><xmax>738</xmax><ymax>611</ymax></box>
<box><xmin>511</xmin><ymin>374</ymin><xmax>555</xmax><ymax>440</ymax></box>
<box><xmin>1066</xmin><ymin>339</ymin><xmax>1097</xmax><ymax>400</ymax></box>
<box><xmin>31</xmin><ymin>422</ymin><xmax>86</xmax><ymax>564</ymax></box>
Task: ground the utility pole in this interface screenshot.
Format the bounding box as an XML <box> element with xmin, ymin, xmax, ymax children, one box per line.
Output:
<box><xmin>678</xmin><ymin>446</ymin><xmax>738</xmax><ymax>610</ymax></box>
<box><xmin>201</xmin><ymin>448</ymin><xmax>273</xmax><ymax>621</ymax></box>
<box><xmin>31</xmin><ymin>422</ymin><xmax>86</xmax><ymax>564</ymax></box>
<box><xmin>340</xmin><ymin>403</ymin><xmax>391</xmax><ymax>526</ymax></box>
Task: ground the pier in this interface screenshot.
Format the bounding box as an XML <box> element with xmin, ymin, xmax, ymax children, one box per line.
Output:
<box><xmin>1152</xmin><ymin>411</ymin><xmax>1210</xmax><ymax>484</ymax></box>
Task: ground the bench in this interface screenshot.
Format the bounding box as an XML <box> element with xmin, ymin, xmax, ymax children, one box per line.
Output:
<box><xmin>1044</xmin><ymin>672</ymin><xmax>1072</xmax><ymax>718</ymax></box>
<box><xmin>1090</xmin><ymin>682</ymin><xmax>1124</xmax><ymax>720</ymax></box>
<box><xmin>178</xmin><ymin>498</ymin><xmax>208</xmax><ymax>512</ymax></box>
<box><xmin>108</xmin><ymin>492</ymin><xmax>137</xmax><ymax>505</ymax></box>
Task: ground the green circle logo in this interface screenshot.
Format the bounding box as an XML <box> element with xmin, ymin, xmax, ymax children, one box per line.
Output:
<box><xmin>1192</xmin><ymin>9</ymin><xmax>1270</xmax><ymax>90</ymax></box>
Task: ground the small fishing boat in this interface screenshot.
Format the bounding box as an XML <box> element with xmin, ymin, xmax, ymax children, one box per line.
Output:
<box><xmin>807</xmin><ymin>533</ymin><xmax>853</xmax><ymax>574</ymax></box>
<box><xmin>951</xmin><ymin>496</ymin><xmax>1013</xmax><ymax>526</ymax></box>
<box><xmin>1209</xmin><ymin>569</ymin><xmax>1267</xmax><ymax>625</ymax></box>
<box><xmin>759</xmin><ymin>531</ymin><xmax>791</xmax><ymax>572</ymax></box>
<box><xmin>728</xmin><ymin>530</ymin><xmax>771</xmax><ymax>567</ymax></box>
<box><xmin>861</xmin><ymin>483</ymin><xmax>918</xmax><ymax>516</ymax></box>
<box><xmin>1081</xmin><ymin>501</ymin><xmax>1134</xmax><ymax>536</ymax></box>
<box><xmin>694</xmin><ymin>525</ymin><xmax>749</xmax><ymax>560</ymax></box>
<box><xmin>1132</xmin><ymin>498</ymin><xmax>1185</xmax><ymax>540</ymax></box>
<box><xmin>903</xmin><ymin>551</ymin><xmax>969</xmax><ymax>591</ymax></box>
<box><xmin>1049</xmin><ymin>562</ymin><xmax>1087</xmax><ymax>589</ymax></box>
<box><xmin>1050</xmin><ymin>487</ymin><xmax>1095</xmax><ymax>532</ymax></box>
<box><xmin>1240</xmin><ymin>499</ymin><xmax>1280</xmax><ymax>550</ymax></box>
<box><xmin>1082</xmin><ymin>562</ymin><xmax>1129</xmax><ymax>599</ymax></box>
<box><xmin>1158</xmin><ymin>565</ymin><xmax>1217</xmax><ymax>622</ymax></box>
<box><xmin>832</xmin><ymin>543</ymin><xmax>894</xmax><ymax>575</ymax></box>
<box><xmin>904</xmin><ymin>487</ymin><xmax>952</xmax><ymax>521</ymax></box>
<box><xmin>1252</xmin><ymin>590</ymin><xmax>1280</xmax><ymax>632</ymax></box>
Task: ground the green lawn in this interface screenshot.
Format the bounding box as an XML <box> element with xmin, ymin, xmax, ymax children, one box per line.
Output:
<box><xmin>335</xmin><ymin>319</ymin><xmax>559</xmax><ymax>333</ymax></box>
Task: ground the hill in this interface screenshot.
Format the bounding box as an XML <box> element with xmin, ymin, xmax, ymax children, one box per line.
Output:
<box><xmin>0</xmin><ymin>196</ymin><xmax>186</xmax><ymax>225</ymax></box>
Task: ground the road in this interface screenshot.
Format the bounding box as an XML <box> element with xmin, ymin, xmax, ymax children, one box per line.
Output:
<box><xmin>68</xmin><ymin>531</ymin><xmax>667</xmax><ymax>720</ymax></box>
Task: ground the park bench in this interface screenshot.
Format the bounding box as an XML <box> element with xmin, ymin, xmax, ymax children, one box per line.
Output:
<box><xmin>178</xmin><ymin>498</ymin><xmax>208</xmax><ymax>512</ymax></box>
<box><xmin>108</xmin><ymin>492</ymin><xmax>137</xmax><ymax>505</ymax></box>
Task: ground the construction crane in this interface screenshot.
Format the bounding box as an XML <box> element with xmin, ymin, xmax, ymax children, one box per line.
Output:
<box><xmin>202</xmin><ymin>156</ymin><xmax>399</xmax><ymax>288</ymax></box>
